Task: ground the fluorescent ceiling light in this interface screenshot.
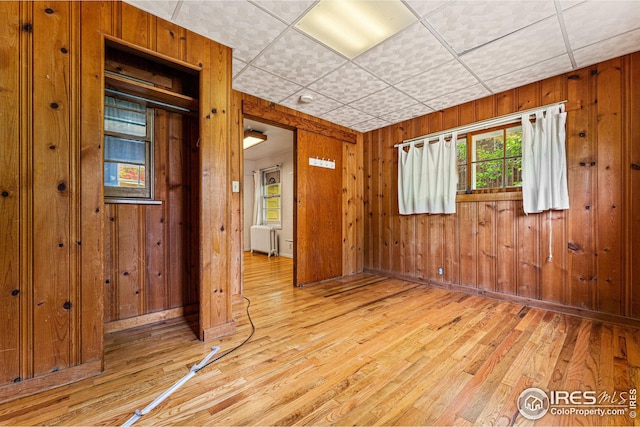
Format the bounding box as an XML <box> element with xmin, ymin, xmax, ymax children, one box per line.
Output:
<box><xmin>295</xmin><ymin>0</ymin><xmax>417</xmax><ymax>59</ymax></box>
<box><xmin>244</xmin><ymin>129</ymin><xmax>267</xmax><ymax>149</ymax></box>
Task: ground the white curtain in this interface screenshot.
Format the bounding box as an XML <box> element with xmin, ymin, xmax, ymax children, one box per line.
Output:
<box><xmin>521</xmin><ymin>105</ymin><xmax>569</xmax><ymax>215</ymax></box>
<box><xmin>253</xmin><ymin>171</ymin><xmax>262</xmax><ymax>226</ymax></box>
<box><xmin>398</xmin><ymin>132</ymin><xmax>457</xmax><ymax>215</ymax></box>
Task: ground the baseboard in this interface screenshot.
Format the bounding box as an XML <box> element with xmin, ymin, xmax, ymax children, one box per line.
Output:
<box><xmin>105</xmin><ymin>304</ymin><xmax>199</xmax><ymax>334</ymax></box>
<box><xmin>364</xmin><ymin>268</ymin><xmax>640</xmax><ymax>329</ymax></box>
<box><xmin>0</xmin><ymin>360</ymin><xmax>102</xmax><ymax>404</ymax></box>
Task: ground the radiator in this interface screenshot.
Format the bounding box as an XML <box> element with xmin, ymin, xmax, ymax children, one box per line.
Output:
<box><xmin>250</xmin><ymin>225</ymin><xmax>278</xmax><ymax>257</ymax></box>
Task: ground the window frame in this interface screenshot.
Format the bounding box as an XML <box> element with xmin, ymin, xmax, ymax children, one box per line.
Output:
<box><xmin>103</xmin><ymin>96</ymin><xmax>155</xmax><ymax>201</ymax></box>
<box><xmin>457</xmin><ymin>122</ymin><xmax>523</xmax><ymax>194</ymax></box>
<box><xmin>262</xmin><ymin>169</ymin><xmax>281</xmax><ymax>229</ymax></box>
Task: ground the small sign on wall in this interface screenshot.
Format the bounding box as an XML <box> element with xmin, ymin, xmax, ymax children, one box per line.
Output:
<box><xmin>309</xmin><ymin>157</ymin><xmax>335</xmax><ymax>169</ymax></box>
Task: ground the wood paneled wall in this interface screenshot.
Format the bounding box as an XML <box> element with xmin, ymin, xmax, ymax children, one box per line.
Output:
<box><xmin>233</xmin><ymin>92</ymin><xmax>363</xmax><ymax>289</ymax></box>
<box><xmin>0</xmin><ymin>0</ymin><xmax>234</xmax><ymax>402</ymax></box>
<box><xmin>364</xmin><ymin>53</ymin><xmax>640</xmax><ymax>324</ymax></box>
<box><xmin>104</xmin><ymin>111</ymin><xmax>199</xmax><ymax>327</ymax></box>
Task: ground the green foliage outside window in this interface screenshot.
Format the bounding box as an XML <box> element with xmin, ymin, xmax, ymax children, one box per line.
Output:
<box><xmin>458</xmin><ymin>125</ymin><xmax>523</xmax><ymax>191</ymax></box>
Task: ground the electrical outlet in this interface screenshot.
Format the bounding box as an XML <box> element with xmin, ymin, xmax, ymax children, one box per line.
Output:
<box><xmin>437</xmin><ymin>267</ymin><xmax>444</xmax><ymax>275</ymax></box>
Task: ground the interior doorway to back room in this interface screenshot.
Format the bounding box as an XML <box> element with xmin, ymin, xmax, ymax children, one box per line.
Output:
<box><xmin>242</xmin><ymin>118</ymin><xmax>295</xmax><ymax>283</ymax></box>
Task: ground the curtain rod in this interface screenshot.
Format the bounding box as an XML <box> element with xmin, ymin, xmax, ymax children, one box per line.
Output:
<box><xmin>105</xmin><ymin>88</ymin><xmax>192</xmax><ymax>113</ymax></box>
<box><xmin>394</xmin><ymin>100</ymin><xmax>567</xmax><ymax>148</ymax></box>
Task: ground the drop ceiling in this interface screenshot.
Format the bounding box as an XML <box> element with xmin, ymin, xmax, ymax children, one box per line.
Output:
<box><xmin>125</xmin><ymin>0</ymin><xmax>640</xmax><ymax>133</ymax></box>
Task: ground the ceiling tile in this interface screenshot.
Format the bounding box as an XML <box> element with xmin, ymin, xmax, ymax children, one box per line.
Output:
<box><xmin>395</xmin><ymin>59</ymin><xmax>479</xmax><ymax>102</ymax></box>
<box><xmin>563</xmin><ymin>1</ymin><xmax>640</xmax><ymax>50</ymax></box>
<box><xmin>233</xmin><ymin>66</ymin><xmax>302</xmax><ymax>103</ymax></box>
<box><xmin>350</xmin><ymin>87</ymin><xmax>419</xmax><ymax>117</ymax></box>
<box><xmin>573</xmin><ymin>28</ymin><xmax>640</xmax><ymax>69</ymax></box>
<box><xmin>174</xmin><ymin>1</ymin><xmax>287</xmax><ymax>63</ymax></box>
<box><xmin>308</xmin><ymin>62</ymin><xmax>388</xmax><ymax>104</ymax></box>
<box><xmin>484</xmin><ymin>55</ymin><xmax>573</xmax><ymax>93</ymax></box>
<box><xmin>280</xmin><ymin>89</ymin><xmax>344</xmax><ymax>117</ymax></box>
<box><xmin>354</xmin><ymin>21</ymin><xmax>454</xmax><ymax>84</ymax></box>
<box><xmin>425</xmin><ymin>83</ymin><xmax>490</xmax><ymax>111</ymax></box>
<box><xmin>320</xmin><ymin>106</ymin><xmax>376</xmax><ymax>128</ymax></box>
<box><xmin>351</xmin><ymin>118</ymin><xmax>392</xmax><ymax>133</ymax></box>
<box><xmin>404</xmin><ymin>0</ymin><xmax>449</xmax><ymax>18</ymax></box>
<box><xmin>427</xmin><ymin>1</ymin><xmax>557</xmax><ymax>54</ymax></box>
<box><xmin>125</xmin><ymin>0</ymin><xmax>178</xmax><ymax>20</ymax></box>
<box><xmin>253</xmin><ymin>30</ymin><xmax>347</xmax><ymax>86</ymax></box>
<box><xmin>380</xmin><ymin>104</ymin><xmax>435</xmax><ymax>124</ymax></box>
<box><xmin>232</xmin><ymin>58</ymin><xmax>247</xmax><ymax>78</ymax></box>
<box><xmin>461</xmin><ymin>16</ymin><xmax>566</xmax><ymax>81</ymax></box>
<box><xmin>252</xmin><ymin>0</ymin><xmax>315</xmax><ymax>24</ymax></box>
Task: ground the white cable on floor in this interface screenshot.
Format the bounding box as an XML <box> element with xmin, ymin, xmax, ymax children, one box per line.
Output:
<box><xmin>122</xmin><ymin>346</ymin><xmax>220</xmax><ymax>427</ymax></box>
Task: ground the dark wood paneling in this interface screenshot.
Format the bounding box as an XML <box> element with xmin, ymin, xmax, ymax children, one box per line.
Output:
<box><xmin>566</xmin><ymin>67</ymin><xmax>596</xmax><ymax>310</ymax></box>
<box><xmin>630</xmin><ymin>52</ymin><xmax>640</xmax><ymax>318</ymax></box>
<box><xmin>296</xmin><ymin>130</ymin><xmax>343</xmax><ymax>285</ymax></box>
<box><xmin>2</xmin><ymin>0</ymin><xmax>235</xmax><ymax>400</ymax></box>
<box><xmin>103</xmin><ymin>110</ymin><xmax>198</xmax><ymax>322</ymax></box>
<box><xmin>0</xmin><ymin>0</ymin><xmax>21</xmax><ymax>384</ymax></box>
<box><xmin>596</xmin><ymin>58</ymin><xmax>624</xmax><ymax>315</ymax></box>
<box><xmin>32</xmin><ymin>0</ymin><xmax>72</xmax><ymax>375</ymax></box>
<box><xmin>363</xmin><ymin>52</ymin><xmax>640</xmax><ymax>323</ymax></box>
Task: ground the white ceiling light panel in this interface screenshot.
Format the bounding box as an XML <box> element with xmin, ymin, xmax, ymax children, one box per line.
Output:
<box><xmin>295</xmin><ymin>0</ymin><xmax>417</xmax><ymax>59</ymax></box>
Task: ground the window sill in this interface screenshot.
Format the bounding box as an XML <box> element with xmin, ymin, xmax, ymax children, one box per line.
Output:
<box><xmin>455</xmin><ymin>191</ymin><xmax>522</xmax><ymax>202</ymax></box>
<box><xmin>105</xmin><ymin>198</ymin><xmax>163</xmax><ymax>205</ymax></box>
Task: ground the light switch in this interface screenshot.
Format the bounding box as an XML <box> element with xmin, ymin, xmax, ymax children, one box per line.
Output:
<box><xmin>232</xmin><ymin>181</ymin><xmax>240</xmax><ymax>193</ymax></box>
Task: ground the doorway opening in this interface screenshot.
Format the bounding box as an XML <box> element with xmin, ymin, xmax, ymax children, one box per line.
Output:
<box><xmin>242</xmin><ymin>118</ymin><xmax>295</xmax><ymax>286</ymax></box>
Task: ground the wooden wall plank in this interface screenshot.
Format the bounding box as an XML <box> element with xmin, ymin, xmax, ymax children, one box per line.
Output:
<box><xmin>0</xmin><ymin>0</ymin><xmax>21</xmax><ymax>384</ymax></box>
<box><xmin>155</xmin><ymin>17</ymin><xmax>185</xmax><ymax>62</ymax></box>
<box><xmin>516</xmin><ymin>205</ymin><xmax>539</xmax><ymax>299</ymax></box>
<box><xmin>496</xmin><ymin>200</ymin><xmax>516</xmax><ymax>295</ymax></box>
<box><xmin>630</xmin><ymin>52</ymin><xmax>640</xmax><ymax>318</ymax></box>
<box><xmin>458</xmin><ymin>203</ymin><xmax>477</xmax><ymax>288</ymax></box>
<box><xmin>116</xmin><ymin>205</ymin><xmax>143</xmax><ymax>320</ymax></box>
<box><xmin>119</xmin><ymin>2</ymin><xmax>153</xmax><ymax>49</ymax></box>
<box><xmin>566</xmin><ymin>67</ymin><xmax>597</xmax><ymax>310</ymax></box>
<box><xmin>428</xmin><ymin>216</ymin><xmax>444</xmax><ymax>284</ymax></box>
<box><xmin>145</xmin><ymin>110</ymin><xmax>168</xmax><ymax>313</ymax></box>
<box><xmin>595</xmin><ymin>58</ymin><xmax>625</xmax><ymax>316</ymax></box>
<box><xmin>79</xmin><ymin>0</ymin><xmax>110</xmax><ymax>365</ymax></box>
<box><xmin>230</xmin><ymin>91</ymin><xmax>243</xmax><ymax>298</ymax></box>
<box><xmin>495</xmin><ymin>90</ymin><xmax>516</xmax><ymax>116</ymax></box>
<box><xmin>32</xmin><ymin>0</ymin><xmax>72</xmax><ymax>376</ymax></box>
<box><xmin>103</xmin><ymin>205</ymin><xmax>117</xmax><ymax>323</ymax></box>
<box><xmin>476</xmin><ymin>201</ymin><xmax>496</xmax><ymax>291</ymax></box>
<box><xmin>199</xmin><ymin>40</ymin><xmax>233</xmax><ymax>339</ymax></box>
<box><xmin>168</xmin><ymin>111</ymin><xmax>186</xmax><ymax>309</ymax></box>
<box><xmin>540</xmin><ymin>210</ymin><xmax>567</xmax><ymax>304</ymax></box>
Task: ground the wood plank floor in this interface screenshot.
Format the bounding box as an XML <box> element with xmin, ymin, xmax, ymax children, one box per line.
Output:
<box><xmin>1</xmin><ymin>252</ymin><xmax>638</xmax><ymax>426</ymax></box>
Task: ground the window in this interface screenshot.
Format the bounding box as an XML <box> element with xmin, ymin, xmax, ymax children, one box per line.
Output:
<box><xmin>457</xmin><ymin>124</ymin><xmax>523</xmax><ymax>193</ymax></box>
<box><xmin>262</xmin><ymin>169</ymin><xmax>281</xmax><ymax>227</ymax></box>
<box><xmin>104</xmin><ymin>96</ymin><xmax>154</xmax><ymax>200</ymax></box>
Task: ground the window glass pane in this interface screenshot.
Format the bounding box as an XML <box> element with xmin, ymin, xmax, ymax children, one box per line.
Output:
<box><xmin>105</xmin><ymin>96</ymin><xmax>147</xmax><ymax>137</ymax></box>
<box><xmin>457</xmin><ymin>164</ymin><xmax>467</xmax><ymax>192</ymax></box>
<box><xmin>473</xmin><ymin>129</ymin><xmax>503</xmax><ymax>161</ymax></box>
<box><xmin>473</xmin><ymin>160</ymin><xmax>503</xmax><ymax>189</ymax></box>
<box><xmin>456</xmin><ymin>138</ymin><xmax>467</xmax><ymax>164</ymax></box>
<box><xmin>105</xmin><ymin>136</ymin><xmax>146</xmax><ymax>164</ymax></box>
<box><xmin>506</xmin><ymin>126</ymin><xmax>523</xmax><ymax>157</ymax></box>
<box><xmin>505</xmin><ymin>157</ymin><xmax>522</xmax><ymax>187</ymax></box>
<box><xmin>104</xmin><ymin>162</ymin><xmax>146</xmax><ymax>188</ymax></box>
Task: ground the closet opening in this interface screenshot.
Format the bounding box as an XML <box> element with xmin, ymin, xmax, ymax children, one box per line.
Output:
<box><xmin>102</xmin><ymin>38</ymin><xmax>201</xmax><ymax>337</ymax></box>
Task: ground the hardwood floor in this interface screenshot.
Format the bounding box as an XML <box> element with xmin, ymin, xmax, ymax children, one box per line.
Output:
<box><xmin>1</xmin><ymin>252</ymin><xmax>638</xmax><ymax>426</ymax></box>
